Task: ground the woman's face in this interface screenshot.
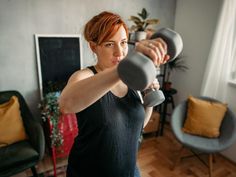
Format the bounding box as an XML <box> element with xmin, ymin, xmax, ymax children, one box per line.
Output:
<box><xmin>93</xmin><ymin>26</ymin><xmax>128</xmax><ymax>69</ymax></box>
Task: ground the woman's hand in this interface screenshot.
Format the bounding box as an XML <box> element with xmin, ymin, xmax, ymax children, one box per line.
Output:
<box><xmin>135</xmin><ymin>38</ymin><xmax>170</xmax><ymax>67</ymax></box>
<box><xmin>148</xmin><ymin>78</ymin><xmax>160</xmax><ymax>90</ymax></box>
<box><xmin>142</xmin><ymin>78</ymin><xmax>160</xmax><ymax>97</ymax></box>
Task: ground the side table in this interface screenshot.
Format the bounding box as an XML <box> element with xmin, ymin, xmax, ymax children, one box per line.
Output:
<box><xmin>158</xmin><ymin>88</ymin><xmax>177</xmax><ymax>136</ymax></box>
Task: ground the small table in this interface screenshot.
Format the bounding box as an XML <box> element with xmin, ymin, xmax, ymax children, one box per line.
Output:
<box><xmin>158</xmin><ymin>88</ymin><xmax>177</xmax><ymax>136</ymax></box>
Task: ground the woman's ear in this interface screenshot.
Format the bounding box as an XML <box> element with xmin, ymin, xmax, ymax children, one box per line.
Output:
<box><xmin>89</xmin><ymin>41</ymin><xmax>97</xmax><ymax>53</ymax></box>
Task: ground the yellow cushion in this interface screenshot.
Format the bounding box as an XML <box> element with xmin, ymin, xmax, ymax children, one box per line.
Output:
<box><xmin>182</xmin><ymin>96</ymin><xmax>227</xmax><ymax>138</ymax></box>
<box><xmin>0</xmin><ymin>96</ymin><xmax>28</xmax><ymax>147</ymax></box>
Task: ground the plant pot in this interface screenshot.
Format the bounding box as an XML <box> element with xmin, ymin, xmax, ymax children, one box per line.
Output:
<box><xmin>164</xmin><ymin>82</ymin><xmax>172</xmax><ymax>91</ymax></box>
<box><xmin>135</xmin><ymin>31</ymin><xmax>147</xmax><ymax>41</ymax></box>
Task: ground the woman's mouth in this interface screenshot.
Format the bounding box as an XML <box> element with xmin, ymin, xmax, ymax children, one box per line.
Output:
<box><xmin>112</xmin><ymin>59</ymin><xmax>121</xmax><ymax>65</ymax></box>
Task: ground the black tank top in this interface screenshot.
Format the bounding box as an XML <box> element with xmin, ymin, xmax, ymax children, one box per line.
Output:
<box><xmin>68</xmin><ymin>66</ymin><xmax>145</xmax><ymax>177</ymax></box>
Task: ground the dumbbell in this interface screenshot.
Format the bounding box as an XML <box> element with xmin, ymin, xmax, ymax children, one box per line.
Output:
<box><xmin>143</xmin><ymin>28</ymin><xmax>183</xmax><ymax>107</ymax></box>
<box><xmin>117</xmin><ymin>28</ymin><xmax>183</xmax><ymax>106</ymax></box>
<box><xmin>117</xmin><ymin>51</ymin><xmax>157</xmax><ymax>91</ymax></box>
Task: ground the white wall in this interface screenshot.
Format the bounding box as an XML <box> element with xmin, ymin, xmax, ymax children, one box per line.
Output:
<box><xmin>173</xmin><ymin>0</ymin><xmax>222</xmax><ymax>101</ymax></box>
<box><xmin>174</xmin><ymin>0</ymin><xmax>236</xmax><ymax>163</ymax></box>
<box><xmin>0</xmin><ymin>0</ymin><xmax>176</xmax><ymax>116</ymax></box>
<box><xmin>1</xmin><ymin>0</ymin><xmax>236</xmax><ymax>164</ymax></box>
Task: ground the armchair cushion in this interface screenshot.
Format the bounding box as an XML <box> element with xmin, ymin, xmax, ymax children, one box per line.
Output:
<box><xmin>182</xmin><ymin>96</ymin><xmax>227</xmax><ymax>138</ymax></box>
<box><xmin>0</xmin><ymin>96</ymin><xmax>28</xmax><ymax>147</ymax></box>
<box><xmin>0</xmin><ymin>140</ymin><xmax>38</xmax><ymax>171</ymax></box>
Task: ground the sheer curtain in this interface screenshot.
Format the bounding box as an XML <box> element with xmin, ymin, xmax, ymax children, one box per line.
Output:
<box><xmin>200</xmin><ymin>0</ymin><xmax>236</xmax><ymax>101</ymax></box>
<box><xmin>230</xmin><ymin>33</ymin><xmax>236</xmax><ymax>81</ymax></box>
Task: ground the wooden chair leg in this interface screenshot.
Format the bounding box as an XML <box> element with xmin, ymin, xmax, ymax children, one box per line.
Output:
<box><xmin>208</xmin><ymin>154</ymin><xmax>213</xmax><ymax>177</ymax></box>
<box><xmin>212</xmin><ymin>153</ymin><xmax>216</xmax><ymax>163</ymax></box>
<box><xmin>171</xmin><ymin>146</ymin><xmax>185</xmax><ymax>170</ymax></box>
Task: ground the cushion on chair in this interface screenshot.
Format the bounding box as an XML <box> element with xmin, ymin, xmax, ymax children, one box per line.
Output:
<box><xmin>0</xmin><ymin>96</ymin><xmax>28</xmax><ymax>147</ymax></box>
<box><xmin>182</xmin><ymin>96</ymin><xmax>227</xmax><ymax>138</ymax></box>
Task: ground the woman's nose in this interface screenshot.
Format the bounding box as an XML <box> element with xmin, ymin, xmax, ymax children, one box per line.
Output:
<box><xmin>114</xmin><ymin>45</ymin><xmax>123</xmax><ymax>57</ymax></box>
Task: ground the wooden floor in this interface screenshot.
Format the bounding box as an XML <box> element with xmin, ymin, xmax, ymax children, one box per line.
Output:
<box><xmin>13</xmin><ymin>124</ymin><xmax>236</xmax><ymax>177</ymax></box>
<box><xmin>138</xmin><ymin>125</ymin><xmax>236</xmax><ymax>177</ymax></box>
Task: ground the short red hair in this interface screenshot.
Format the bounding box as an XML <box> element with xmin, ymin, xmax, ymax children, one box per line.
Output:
<box><xmin>84</xmin><ymin>11</ymin><xmax>129</xmax><ymax>45</ymax></box>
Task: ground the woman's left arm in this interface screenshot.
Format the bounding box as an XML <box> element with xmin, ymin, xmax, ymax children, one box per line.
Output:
<box><xmin>143</xmin><ymin>107</ymin><xmax>153</xmax><ymax>127</ymax></box>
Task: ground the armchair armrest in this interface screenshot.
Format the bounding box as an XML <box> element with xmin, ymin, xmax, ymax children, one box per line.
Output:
<box><xmin>219</xmin><ymin>109</ymin><xmax>236</xmax><ymax>148</ymax></box>
<box><xmin>171</xmin><ymin>101</ymin><xmax>187</xmax><ymax>141</ymax></box>
<box><xmin>17</xmin><ymin>93</ymin><xmax>45</xmax><ymax>160</ymax></box>
<box><xmin>25</xmin><ymin>121</ymin><xmax>45</xmax><ymax>160</ymax></box>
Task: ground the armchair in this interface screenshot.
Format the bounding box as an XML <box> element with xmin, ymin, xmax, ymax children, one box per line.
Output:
<box><xmin>0</xmin><ymin>90</ymin><xmax>45</xmax><ymax>177</ymax></box>
<box><xmin>170</xmin><ymin>96</ymin><xmax>236</xmax><ymax>177</ymax></box>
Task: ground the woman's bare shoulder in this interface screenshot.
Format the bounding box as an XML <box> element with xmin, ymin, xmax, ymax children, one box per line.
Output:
<box><xmin>67</xmin><ymin>67</ymin><xmax>94</xmax><ymax>84</ymax></box>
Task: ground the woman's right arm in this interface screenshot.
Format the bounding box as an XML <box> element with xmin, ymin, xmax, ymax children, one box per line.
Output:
<box><xmin>59</xmin><ymin>38</ymin><xmax>169</xmax><ymax>114</ymax></box>
<box><xmin>59</xmin><ymin>66</ymin><xmax>120</xmax><ymax>114</ymax></box>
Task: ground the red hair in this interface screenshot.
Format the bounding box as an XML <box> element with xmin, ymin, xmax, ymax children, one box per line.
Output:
<box><xmin>84</xmin><ymin>11</ymin><xmax>129</xmax><ymax>45</ymax></box>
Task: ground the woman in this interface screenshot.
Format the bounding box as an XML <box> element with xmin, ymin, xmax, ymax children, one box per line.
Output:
<box><xmin>59</xmin><ymin>11</ymin><xmax>169</xmax><ymax>177</ymax></box>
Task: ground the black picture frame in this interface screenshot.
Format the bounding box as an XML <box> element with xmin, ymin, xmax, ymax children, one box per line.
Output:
<box><xmin>35</xmin><ymin>34</ymin><xmax>82</xmax><ymax>99</ymax></box>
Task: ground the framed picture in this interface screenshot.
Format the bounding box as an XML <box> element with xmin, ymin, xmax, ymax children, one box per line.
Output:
<box><xmin>35</xmin><ymin>34</ymin><xmax>83</xmax><ymax>99</ymax></box>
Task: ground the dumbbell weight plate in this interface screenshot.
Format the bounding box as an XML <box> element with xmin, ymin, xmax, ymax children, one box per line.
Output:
<box><xmin>117</xmin><ymin>52</ymin><xmax>157</xmax><ymax>91</ymax></box>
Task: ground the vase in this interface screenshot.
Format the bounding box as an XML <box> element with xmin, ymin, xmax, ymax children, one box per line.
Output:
<box><xmin>135</xmin><ymin>31</ymin><xmax>147</xmax><ymax>41</ymax></box>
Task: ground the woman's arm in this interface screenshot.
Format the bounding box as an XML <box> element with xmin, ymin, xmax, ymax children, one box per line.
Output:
<box><xmin>59</xmin><ymin>66</ymin><xmax>120</xmax><ymax>113</ymax></box>
<box><xmin>143</xmin><ymin>106</ymin><xmax>154</xmax><ymax>127</ymax></box>
<box><xmin>60</xmin><ymin>39</ymin><xmax>168</xmax><ymax>114</ymax></box>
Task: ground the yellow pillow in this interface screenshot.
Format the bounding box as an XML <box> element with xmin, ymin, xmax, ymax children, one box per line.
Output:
<box><xmin>182</xmin><ymin>96</ymin><xmax>227</xmax><ymax>138</ymax></box>
<box><xmin>0</xmin><ymin>96</ymin><xmax>28</xmax><ymax>147</ymax></box>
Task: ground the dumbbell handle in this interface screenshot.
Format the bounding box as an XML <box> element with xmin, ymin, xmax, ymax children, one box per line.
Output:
<box><xmin>143</xmin><ymin>88</ymin><xmax>165</xmax><ymax>107</ymax></box>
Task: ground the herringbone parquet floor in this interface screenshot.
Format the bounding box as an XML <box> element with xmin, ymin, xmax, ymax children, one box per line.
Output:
<box><xmin>138</xmin><ymin>125</ymin><xmax>236</xmax><ymax>177</ymax></box>
<box><xmin>15</xmin><ymin>124</ymin><xmax>236</xmax><ymax>177</ymax></box>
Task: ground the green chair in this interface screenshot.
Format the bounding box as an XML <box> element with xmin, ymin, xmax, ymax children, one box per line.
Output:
<box><xmin>0</xmin><ymin>90</ymin><xmax>45</xmax><ymax>177</ymax></box>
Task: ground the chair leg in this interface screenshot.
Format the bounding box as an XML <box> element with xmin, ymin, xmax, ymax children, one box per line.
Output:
<box><xmin>208</xmin><ymin>154</ymin><xmax>213</xmax><ymax>177</ymax></box>
<box><xmin>31</xmin><ymin>166</ymin><xmax>39</xmax><ymax>177</ymax></box>
<box><xmin>171</xmin><ymin>145</ymin><xmax>185</xmax><ymax>170</ymax></box>
<box><xmin>212</xmin><ymin>153</ymin><xmax>216</xmax><ymax>163</ymax></box>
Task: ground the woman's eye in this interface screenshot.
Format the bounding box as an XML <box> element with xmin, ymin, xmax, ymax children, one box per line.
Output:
<box><xmin>104</xmin><ymin>43</ymin><xmax>114</xmax><ymax>47</ymax></box>
<box><xmin>121</xmin><ymin>41</ymin><xmax>127</xmax><ymax>46</ymax></box>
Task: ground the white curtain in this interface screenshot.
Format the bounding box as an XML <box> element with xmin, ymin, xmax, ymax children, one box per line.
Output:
<box><xmin>230</xmin><ymin>32</ymin><xmax>236</xmax><ymax>80</ymax></box>
<box><xmin>200</xmin><ymin>0</ymin><xmax>236</xmax><ymax>101</ymax></box>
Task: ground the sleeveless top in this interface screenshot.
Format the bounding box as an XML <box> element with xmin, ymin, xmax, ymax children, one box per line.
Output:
<box><xmin>68</xmin><ymin>66</ymin><xmax>145</xmax><ymax>177</ymax></box>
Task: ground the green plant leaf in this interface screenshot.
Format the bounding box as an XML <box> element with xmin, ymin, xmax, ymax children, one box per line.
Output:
<box><xmin>129</xmin><ymin>8</ymin><xmax>159</xmax><ymax>31</ymax></box>
<box><xmin>146</xmin><ymin>19</ymin><xmax>160</xmax><ymax>25</ymax></box>
<box><xmin>129</xmin><ymin>16</ymin><xmax>142</xmax><ymax>24</ymax></box>
<box><xmin>168</xmin><ymin>57</ymin><xmax>188</xmax><ymax>71</ymax></box>
<box><xmin>39</xmin><ymin>91</ymin><xmax>63</xmax><ymax>147</ymax></box>
<box><xmin>138</xmin><ymin>8</ymin><xmax>149</xmax><ymax>20</ymax></box>
<box><xmin>166</xmin><ymin>56</ymin><xmax>188</xmax><ymax>82</ymax></box>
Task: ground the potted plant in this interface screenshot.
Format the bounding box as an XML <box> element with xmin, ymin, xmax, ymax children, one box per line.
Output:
<box><xmin>39</xmin><ymin>92</ymin><xmax>63</xmax><ymax>147</ymax></box>
<box><xmin>164</xmin><ymin>56</ymin><xmax>188</xmax><ymax>90</ymax></box>
<box><xmin>129</xmin><ymin>8</ymin><xmax>159</xmax><ymax>41</ymax></box>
